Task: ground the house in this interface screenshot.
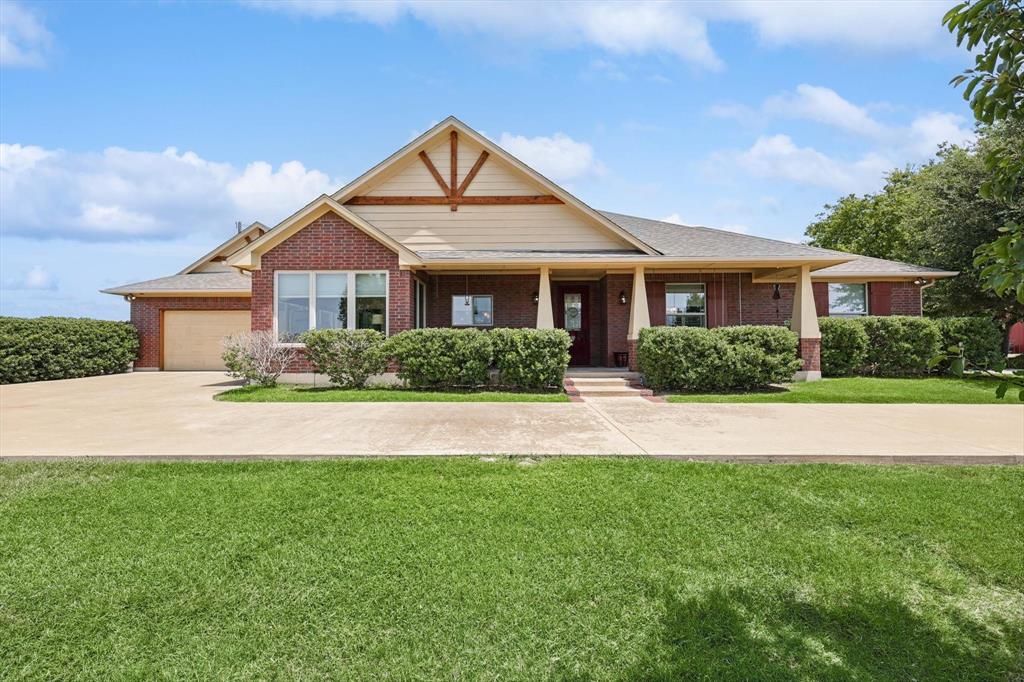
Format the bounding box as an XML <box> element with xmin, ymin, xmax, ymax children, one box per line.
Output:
<box><xmin>103</xmin><ymin>117</ymin><xmax>957</xmax><ymax>381</ymax></box>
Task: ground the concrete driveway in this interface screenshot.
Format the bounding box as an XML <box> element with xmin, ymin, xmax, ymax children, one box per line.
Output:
<box><xmin>1</xmin><ymin>372</ymin><xmax>1021</xmax><ymax>462</ymax></box>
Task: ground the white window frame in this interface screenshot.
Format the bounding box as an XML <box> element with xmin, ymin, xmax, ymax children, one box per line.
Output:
<box><xmin>451</xmin><ymin>294</ymin><xmax>494</xmax><ymax>327</ymax></box>
<box><xmin>827</xmin><ymin>282</ymin><xmax>869</xmax><ymax>318</ymax></box>
<box><xmin>274</xmin><ymin>270</ymin><xmax>389</xmax><ymax>345</ymax></box>
<box><xmin>665</xmin><ymin>283</ymin><xmax>707</xmax><ymax>328</ymax></box>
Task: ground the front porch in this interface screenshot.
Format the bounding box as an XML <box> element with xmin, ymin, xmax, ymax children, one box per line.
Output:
<box><xmin>414</xmin><ymin>266</ymin><xmax>822</xmax><ymax>380</ymax></box>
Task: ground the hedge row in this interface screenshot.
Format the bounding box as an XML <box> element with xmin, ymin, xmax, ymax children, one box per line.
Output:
<box><xmin>820</xmin><ymin>315</ymin><xmax>1003</xmax><ymax>377</ymax></box>
<box><xmin>299</xmin><ymin>327</ymin><xmax>571</xmax><ymax>390</ymax></box>
<box><xmin>0</xmin><ymin>316</ymin><xmax>139</xmax><ymax>384</ymax></box>
<box><xmin>637</xmin><ymin>325</ymin><xmax>802</xmax><ymax>392</ymax></box>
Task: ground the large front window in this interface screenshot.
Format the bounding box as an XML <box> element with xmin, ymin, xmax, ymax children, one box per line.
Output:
<box><xmin>275</xmin><ymin>271</ymin><xmax>388</xmax><ymax>341</ymax></box>
<box><xmin>666</xmin><ymin>283</ymin><xmax>706</xmax><ymax>327</ymax></box>
<box><xmin>828</xmin><ymin>283</ymin><xmax>868</xmax><ymax>317</ymax></box>
<box><xmin>452</xmin><ymin>295</ymin><xmax>493</xmax><ymax>326</ymax></box>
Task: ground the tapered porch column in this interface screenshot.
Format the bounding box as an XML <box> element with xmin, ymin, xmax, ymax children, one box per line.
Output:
<box><xmin>536</xmin><ymin>266</ymin><xmax>554</xmax><ymax>329</ymax></box>
<box><xmin>790</xmin><ymin>265</ymin><xmax>822</xmax><ymax>381</ymax></box>
<box><xmin>626</xmin><ymin>266</ymin><xmax>650</xmax><ymax>370</ymax></box>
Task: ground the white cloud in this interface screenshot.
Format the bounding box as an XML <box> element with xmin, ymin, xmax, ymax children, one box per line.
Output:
<box><xmin>907</xmin><ymin>111</ymin><xmax>977</xmax><ymax>159</ymax></box>
<box><xmin>0</xmin><ymin>143</ymin><xmax>339</xmax><ymax>241</ymax></box>
<box><xmin>497</xmin><ymin>132</ymin><xmax>604</xmax><ymax>182</ymax></box>
<box><xmin>0</xmin><ymin>1</ymin><xmax>53</xmax><ymax>67</ymax></box>
<box><xmin>244</xmin><ymin>0</ymin><xmax>722</xmax><ymax>69</ymax></box>
<box><xmin>763</xmin><ymin>84</ymin><xmax>887</xmax><ymax>138</ymax></box>
<box><xmin>714</xmin><ymin>134</ymin><xmax>892</xmax><ymax>194</ymax></box>
<box><xmin>3</xmin><ymin>264</ymin><xmax>56</xmax><ymax>290</ymax></box>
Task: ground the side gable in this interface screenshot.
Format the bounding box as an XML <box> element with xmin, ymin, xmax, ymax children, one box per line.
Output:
<box><xmin>178</xmin><ymin>222</ymin><xmax>266</xmax><ymax>274</ymax></box>
<box><xmin>333</xmin><ymin>117</ymin><xmax>657</xmax><ymax>255</ymax></box>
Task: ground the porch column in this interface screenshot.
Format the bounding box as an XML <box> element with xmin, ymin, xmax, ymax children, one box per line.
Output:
<box><xmin>536</xmin><ymin>266</ymin><xmax>554</xmax><ymax>329</ymax></box>
<box><xmin>790</xmin><ymin>265</ymin><xmax>822</xmax><ymax>382</ymax></box>
<box><xmin>626</xmin><ymin>266</ymin><xmax>650</xmax><ymax>370</ymax></box>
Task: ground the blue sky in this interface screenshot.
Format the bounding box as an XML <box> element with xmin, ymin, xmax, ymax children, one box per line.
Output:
<box><xmin>1</xmin><ymin>0</ymin><xmax>975</xmax><ymax>319</ymax></box>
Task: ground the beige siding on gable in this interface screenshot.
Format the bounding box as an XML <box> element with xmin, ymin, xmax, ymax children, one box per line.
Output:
<box><xmin>354</xmin><ymin>137</ymin><xmax>631</xmax><ymax>251</ymax></box>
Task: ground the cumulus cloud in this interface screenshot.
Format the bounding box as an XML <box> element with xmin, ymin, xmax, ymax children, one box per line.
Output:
<box><xmin>3</xmin><ymin>264</ymin><xmax>57</xmax><ymax>290</ymax></box>
<box><xmin>497</xmin><ymin>132</ymin><xmax>605</xmax><ymax>182</ymax></box>
<box><xmin>244</xmin><ymin>0</ymin><xmax>722</xmax><ymax>69</ymax></box>
<box><xmin>0</xmin><ymin>1</ymin><xmax>53</xmax><ymax>67</ymax></box>
<box><xmin>0</xmin><ymin>143</ymin><xmax>339</xmax><ymax>241</ymax></box>
<box><xmin>763</xmin><ymin>84</ymin><xmax>888</xmax><ymax>138</ymax></box>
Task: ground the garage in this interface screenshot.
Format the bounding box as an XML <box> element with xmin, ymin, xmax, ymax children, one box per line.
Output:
<box><xmin>162</xmin><ymin>310</ymin><xmax>251</xmax><ymax>370</ymax></box>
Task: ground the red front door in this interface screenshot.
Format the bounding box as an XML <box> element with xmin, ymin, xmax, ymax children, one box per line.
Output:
<box><xmin>556</xmin><ymin>285</ymin><xmax>590</xmax><ymax>366</ymax></box>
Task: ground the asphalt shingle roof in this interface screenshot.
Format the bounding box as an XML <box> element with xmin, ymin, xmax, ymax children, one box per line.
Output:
<box><xmin>102</xmin><ymin>271</ymin><xmax>251</xmax><ymax>295</ymax></box>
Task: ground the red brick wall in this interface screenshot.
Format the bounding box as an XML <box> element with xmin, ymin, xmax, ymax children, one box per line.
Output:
<box><xmin>130</xmin><ymin>296</ymin><xmax>251</xmax><ymax>369</ymax></box>
<box><xmin>251</xmin><ymin>211</ymin><xmax>412</xmax><ymax>372</ymax></box>
<box><xmin>888</xmin><ymin>282</ymin><xmax>922</xmax><ymax>316</ymax></box>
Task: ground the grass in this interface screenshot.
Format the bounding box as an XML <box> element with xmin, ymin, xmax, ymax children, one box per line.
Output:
<box><xmin>215</xmin><ymin>384</ymin><xmax>569</xmax><ymax>402</ymax></box>
<box><xmin>665</xmin><ymin>376</ymin><xmax>1019</xmax><ymax>404</ymax></box>
<box><xmin>2</xmin><ymin>458</ymin><xmax>1022</xmax><ymax>680</ymax></box>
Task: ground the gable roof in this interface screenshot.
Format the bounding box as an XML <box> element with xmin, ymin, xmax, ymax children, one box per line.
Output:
<box><xmin>177</xmin><ymin>222</ymin><xmax>267</xmax><ymax>275</ymax></box>
<box><xmin>812</xmin><ymin>255</ymin><xmax>958</xmax><ymax>279</ymax></box>
<box><xmin>102</xmin><ymin>271</ymin><xmax>251</xmax><ymax>297</ymax></box>
<box><xmin>332</xmin><ymin>116</ymin><xmax>659</xmax><ymax>256</ymax></box>
<box><xmin>226</xmin><ymin>195</ymin><xmax>423</xmax><ymax>270</ymax></box>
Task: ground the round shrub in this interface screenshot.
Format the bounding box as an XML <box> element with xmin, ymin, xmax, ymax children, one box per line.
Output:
<box><xmin>385</xmin><ymin>328</ymin><xmax>493</xmax><ymax>388</ymax></box>
<box><xmin>489</xmin><ymin>328</ymin><xmax>571</xmax><ymax>390</ymax></box>
<box><xmin>819</xmin><ymin>317</ymin><xmax>869</xmax><ymax>376</ymax></box>
<box><xmin>0</xmin><ymin>316</ymin><xmax>139</xmax><ymax>384</ymax></box>
<box><xmin>301</xmin><ymin>328</ymin><xmax>388</xmax><ymax>388</ymax></box>
<box><xmin>637</xmin><ymin>326</ymin><xmax>735</xmax><ymax>392</ymax></box>
<box><xmin>935</xmin><ymin>317</ymin><xmax>1004</xmax><ymax>370</ymax></box>
<box><xmin>711</xmin><ymin>325</ymin><xmax>802</xmax><ymax>389</ymax></box>
<box><xmin>854</xmin><ymin>316</ymin><xmax>941</xmax><ymax>376</ymax></box>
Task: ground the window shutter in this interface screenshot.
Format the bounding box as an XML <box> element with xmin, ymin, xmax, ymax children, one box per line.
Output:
<box><xmin>647</xmin><ymin>281</ymin><xmax>666</xmax><ymax>326</ymax></box>
<box><xmin>812</xmin><ymin>282</ymin><xmax>829</xmax><ymax>317</ymax></box>
<box><xmin>869</xmin><ymin>282</ymin><xmax>891</xmax><ymax>316</ymax></box>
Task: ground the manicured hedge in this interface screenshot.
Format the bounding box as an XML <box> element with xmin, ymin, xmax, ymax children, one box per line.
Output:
<box><xmin>935</xmin><ymin>317</ymin><xmax>1004</xmax><ymax>370</ymax></box>
<box><xmin>385</xmin><ymin>328</ymin><xmax>494</xmax><ymax>388</ymax></box>
<box><xmin>819</xmin><ymin>318</ymin><xmax>869</xmax><ymax>377</ymax></box>
<box><xmin>855</xmin><ymin>316</ymin><xmax>942</xmax><ymax>377</ymax></box>
<box><xmin>489</xmin><ymin>328</ymin><xmax>571</xmax><ymax>389</ymax></box>
<box><xmin>0</xmin><ymin>316</ymin><xmax>139</xmax><ymax>384</ymax></box>
<box><xmin>302</xmin><ymin>329</ymin><xmax>387</xmax><ymax>388</ymax></box>
<box><xmin>637</xmin><ymin>325</ymin><xmax>801</xmax><ymax>392</ymax></box>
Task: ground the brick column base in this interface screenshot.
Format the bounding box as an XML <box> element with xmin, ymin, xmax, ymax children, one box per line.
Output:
<box><xmin>627</xmin><ymin>339</ymin><xmax>639</xmax><ymax>371</ymax></box>
<box><xmin>794</xmin><ymin>337</ymin><xmax>822</xmax><ymax>382</ymax></box>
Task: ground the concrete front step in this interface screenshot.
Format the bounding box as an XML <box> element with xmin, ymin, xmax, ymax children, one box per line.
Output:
<box><xmin>574</xmin><ymin>388</ymin><xmax>653</xmax><ymax>397</ymax></box>
<box><xmin>568</xmin><ymin>377</ymin><xmax>634</xmax><ymax>387</ymax></box>
<box><xmin>566</xmin><ymin>369</ymin><xmax>642</xmax><ymax>380</ymax></box>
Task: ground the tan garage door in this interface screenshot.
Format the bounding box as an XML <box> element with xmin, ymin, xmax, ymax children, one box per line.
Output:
<box><xmin>163</xmin><ymin>310</ymin><xmax>251</xmax><ymax>371</ymax></box>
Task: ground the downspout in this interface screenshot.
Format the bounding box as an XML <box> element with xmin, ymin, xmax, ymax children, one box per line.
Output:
<box><xmin>918</xmin><ymin>278</ymin><xmax>936</xmax><ymax>314</ymax></box>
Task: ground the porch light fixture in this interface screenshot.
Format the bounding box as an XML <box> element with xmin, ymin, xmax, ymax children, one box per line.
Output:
<box><xmin>531</xmin><ymin>291</ymin><xmax>539</xmax><ymax>304</ymax></box>
<box><xmin>618</xmin><ymin>290</ymin><xmax>627</xmax><ymax>305</ymax></box>
<box><xmin>913</xmin><ymin>277</ymin><xmax>928</xmax><ymax>286</ymax></box>
<box><xmin>771</xmin><ymin>284</ymin><xmax>781</xmax><ymax>300</ymax></box>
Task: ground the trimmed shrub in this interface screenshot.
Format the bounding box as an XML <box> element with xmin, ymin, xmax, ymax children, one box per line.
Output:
<box><xmin>935</xmin><ymin>317</ymin><xmax>1004</xmax><ymax>370</ymax></box>
<box><xmin>819</xmin><ymin>317</ymin><xmax>869</xmax><ymax>376</ymax></box>
<box><xmin>638</xmin><ymin>327</ymin><xmax>733</xmax><ymax>391</ymax></box>
<box><xmin>385</xmin><ymin>328</ymin><xmax>493</xmax><ymax>388</ymax></box>
<box><xmin>0</xmin><ymin>316</ymin><xmax>138</xmax><ymax>384</ymax></box>
<box><xmin>854</xmin><ymin>316</ymin><xmax>941</xmax><ymax>376</ymax></box>
<box><xmin>712</xmin><ymin>325</ymin><xmax>803</xmax><ymax>389</ymax></box>
<box><xmin>1007</xmin><ymin>354</ymin><xmax>1024</xmax><ymax>370</ymax></box>
<box><xmin>222</xmin><ymin>330</ymin><xmax>297</xmax><ymax>387</ymax></box>
<box><xmin>489</xmin><ymin>328</ymin><xmax>572</xmax><ymax>389</ymax></box>
<box><xmin>301</xmin><ymin>328</ymin><xmax>388</xmax><ymax>388</ymax></box>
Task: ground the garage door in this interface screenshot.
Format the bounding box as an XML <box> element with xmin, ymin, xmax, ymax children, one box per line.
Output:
<box><xmin>163</xmin><ymin>310</ymin><xmax>251</xmax><ymax>370</ymax></box>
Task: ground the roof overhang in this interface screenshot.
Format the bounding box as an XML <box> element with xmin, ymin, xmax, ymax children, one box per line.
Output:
<box><xmin>228</xmin><ymin>195</ymin><xmax>423</xmax><ymax>270</ymax></box>
<box><xmin>751</xmin><ymin>267</ymin><xmax>959</xmax><ymax>283</ymax></box>
<box><xmin>177</xmin><ymin>222</ymin><xmax>267</xmax><ymax>275</ymax></box>
<box><xmin>416</xmin><ymin>255</ymin><xmax>854</xmax><ymax>272</ymax></box>
<box><xmin>331</xmin><ymin>116</ymin><xmax>660</xmax><ymax>256</ymax></box>
<box><xmin>101</xmin><ymin>289</ymin><xmax>251</xmax><ymax>298</ymax></box>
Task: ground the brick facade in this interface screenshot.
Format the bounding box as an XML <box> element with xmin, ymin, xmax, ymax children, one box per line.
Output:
<box><xmin>797</xmin><ymin>338</ymin><xmax>822</xmax><ymax>373</ymax></box>
<box><xmin>130</xmin><ymin>296</ymin><xmax>251</xmax><ymax>369</ymax></box>
<box><xmin>250</xmin><ymin>212</ymin><xmax>412</xmax><ymax>372</ymax></box>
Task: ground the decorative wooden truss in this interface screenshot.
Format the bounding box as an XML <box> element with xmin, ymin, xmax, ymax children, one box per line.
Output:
<box><xmin>344</xmin><ymin>130</ymin><xmax>563</xmax><ymax>211</ymax></box>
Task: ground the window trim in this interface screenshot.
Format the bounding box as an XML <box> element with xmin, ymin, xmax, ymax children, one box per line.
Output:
<box><xmin>451</xmin><ymin>294</ymin><xmax>494</xmax><ymax>327</ymax></box>
<box><xmin>827</xmin><ymin>282</ymin><xmax>869</xmax><ymax>318</ymax></box>
<box><xmin>273</xmin><ymin>269</ymin><xmax>389</xmax><ymax>345</ymax></box>
<box><xmin>665</xmin><ymin>282</ymin><xmax>707</xmax><ymax>328</ymax></box>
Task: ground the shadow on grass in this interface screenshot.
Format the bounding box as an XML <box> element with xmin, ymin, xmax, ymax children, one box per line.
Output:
<box><xmin>615</xmin><ymin>588</ymin><xmax>1023</xmax><ymax>681</ymax></box>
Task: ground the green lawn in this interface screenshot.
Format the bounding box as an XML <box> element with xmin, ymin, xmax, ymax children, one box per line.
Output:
<box><xmin>2</xmin><ymin>459</ymin><xmax>1022</xmax><ymax>680</ymax></box>
<box><xmin>666</xmin><ymin>376</ymin><xmax>1018</xmax><ymax>404</ymax></box>
<box><xmin>216</xmin><ymin>384</ymin><xmax>569</xmax><ymax>402</ymax></box>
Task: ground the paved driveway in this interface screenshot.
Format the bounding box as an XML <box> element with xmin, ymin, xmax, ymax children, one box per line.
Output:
<box><xmin>1</xmin><ymin>372</ymin><xmax>1022</xmax><ymax>462</ymax></box>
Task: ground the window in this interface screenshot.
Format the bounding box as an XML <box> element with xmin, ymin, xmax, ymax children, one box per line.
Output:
<box><xmin>666</xmin><ymin>283</ymin><xmax>706</xmax><ymax>327</ymax></box>
<box><xmin>828</xmin><ymin>283</ymin><xmax>868</xmax><ymax>317</ymax></box>
<box><xmin>414</xmin><ymin>279</ymin><xmax>427</xmax><ymax>329</ymax></box>
<box><xmin>452</xmin><ymin>295</ymin><xmax>493</xmax><ymax>326</ymax></box>
<box><xmin>275</xmin><ymin>271</ymin><xmax>388</xmax><ymax>342</ymax></box>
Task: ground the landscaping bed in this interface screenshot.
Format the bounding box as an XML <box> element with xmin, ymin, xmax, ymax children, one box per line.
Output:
<box><xmin>216</xmin><ymin>384</ymin><xmax>569</xmax><ymax>402</ymax></box>
<box><xmin>664</xmin><ymin>376</ymin><xmax>1017</xmax><ymax>404</ymax></box>
<box><xmin>1</xmin><ymin>458</ymin><xmax>1021</xmax><ymax>679</ymax></box>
